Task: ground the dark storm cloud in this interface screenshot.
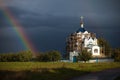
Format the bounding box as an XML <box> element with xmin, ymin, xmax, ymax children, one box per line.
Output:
<box><xmin>0</xmin><ymin>9</ymin><xmax>9</xmax><ymax>27</ymax></box>
<box><xmin>0</xmin><ymin>35</ymin><xmax>24</xmax><ymax>53</ymax></box>
<box><xmin>0</xmin><ymin>27</ymin><xmax>26</xmax><ymax>53</ymax></box>
<box><xmin>2</xmin><ymin>0</ymin><xmax>119</xmax><ymax>30</ymax></box>
<box><xmin>0</xmin><ymin>0</ymin><xmax>120</xmax><ymax>53</ymax></box>
<box><xmin>3</xmin><ymin>0</ymin><xmax>120</xmax><ymax>18</ymax></box>
<box><xmin>0</xmin><ymin>6</ymin><xmax>79</xmax><ymax>29</ymax></box>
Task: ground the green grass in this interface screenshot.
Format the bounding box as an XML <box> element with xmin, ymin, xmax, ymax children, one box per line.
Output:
<box><xmin>0</xmin><ymin>62</ymin><xmax>120</xmax><ymax>80</ymax></box>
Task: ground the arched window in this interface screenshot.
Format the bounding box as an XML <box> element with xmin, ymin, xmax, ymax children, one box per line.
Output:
<box><xmin>94</xmin><ymin>49</ymin><xmax>98</xmax><ymax>53</ymax></box>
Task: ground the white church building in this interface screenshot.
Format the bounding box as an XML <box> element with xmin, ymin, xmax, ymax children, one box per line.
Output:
<box><xmin>66</xmin><ymin>16</ymin><xmax>101</xmax><ymax>62</ymax></box>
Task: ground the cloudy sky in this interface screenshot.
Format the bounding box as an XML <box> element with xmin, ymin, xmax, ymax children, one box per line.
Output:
<box><xmin>0</xmin><ymin>0</ymin><xmax>120</xmax><ymax>53</ymax></box>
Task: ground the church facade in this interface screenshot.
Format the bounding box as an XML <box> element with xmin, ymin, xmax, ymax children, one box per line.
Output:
<box><xmin>66</xmin><ymin>17</ymin><xmax>102</xmax><ymax>62</ymax></box>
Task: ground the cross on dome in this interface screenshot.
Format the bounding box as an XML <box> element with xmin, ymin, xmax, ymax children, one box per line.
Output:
<box><xmin>80</xmin><ymin>16</ymin><xmax>84</xmax><ymax>28</ymax></box>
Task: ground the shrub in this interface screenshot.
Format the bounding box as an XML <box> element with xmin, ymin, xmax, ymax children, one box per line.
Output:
<box><xmin>47</xmin><ymin>50</ymin><xmax>62</xmax><ymax>61</ymax></box>
<box><xmin>113</xmin><ymin>48</ymin><xmax>120</xmax><ymax>62</ymax></box>
<box><xmin>78</xmin><ymin>49</ymin><xmax>92</xmax><ymax>62</ymax></box>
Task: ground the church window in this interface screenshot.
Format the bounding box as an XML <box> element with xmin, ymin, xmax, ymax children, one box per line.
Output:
<box><xmin>94</xmin><ymin>49</ymin><xmax>98</xmax><ymax>53</ymax></box>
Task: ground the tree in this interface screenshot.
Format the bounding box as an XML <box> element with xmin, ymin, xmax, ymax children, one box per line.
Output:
<box><xmin>47</xmin><ymin>50</ymin><xmax>62</xmax><ymax>61</ymax></box>
<box><xmin>0</xmin><ymin>54</ymin><xmax>8</xmax><ymax>62</ymax></box>
<box><xmin>18</xmin><ymin>51</ymin><xmax>33</xmax><ymax>62</ymax></box>
<box><xmin>36</xmin><ymin>50</ymin><xmax>61</xmax><ymax>62</ymax></box>
<box><xmin>78</xmin><ymin>49</ymin><xmax>92</xmax><ymax>62</ymax></box>
<box><xmin>98</xmin><ymin>37</ymin><xmax>111</xmax><ymax>56</ymax></box>
<box><xmin>112</xmin><ymin>48</ymin><xmax>120</xmax><ymax>62</ymax></box>
<box><xmin>36</xmin><ymin>52</ymin><xmax>44</xmax><ymax>61</ymax></box>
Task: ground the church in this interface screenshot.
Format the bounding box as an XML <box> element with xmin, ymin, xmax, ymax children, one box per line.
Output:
<box><xmin>66</xmin><ymin>16</ymin><xmax>102</xmax><ymax>62</ymax></box>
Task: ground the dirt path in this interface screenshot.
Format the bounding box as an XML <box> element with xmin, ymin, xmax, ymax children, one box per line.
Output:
<box><xmin>71</xmin><ymin>68</ymin><xmax>120</xmax><ymax>80</ymax></box>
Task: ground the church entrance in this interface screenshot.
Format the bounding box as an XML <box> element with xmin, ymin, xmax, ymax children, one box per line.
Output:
<box><xmin>73</xmin><ymin>56</ymin><xmax>77</xmax><ymax>62</ymax></box>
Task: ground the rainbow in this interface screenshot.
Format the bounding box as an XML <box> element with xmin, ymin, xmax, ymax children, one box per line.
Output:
<box><xmin>0</xmin><ymin>1</ymin><xmax>37</xmax><ymax>54</ymax></box>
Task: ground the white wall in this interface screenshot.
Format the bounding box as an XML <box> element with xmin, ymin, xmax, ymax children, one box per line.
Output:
<box><xmin>92</xmin><ymin>46</ymin><xmax>100</xmax><ymax>56</ymax></box>
<box><xmin>69</xmin><ymin>51</ymin><xmax>78</xmax><ymax>61</ymax></box>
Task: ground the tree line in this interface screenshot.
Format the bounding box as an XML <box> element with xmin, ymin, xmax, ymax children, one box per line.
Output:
<box><xmin>0</xmin><ymin>50</ymin><xmax>61</xmax><ymax>62</ymax></box>
<box><xmin>0</xmin><ymin>38</ymin><xmax>120</xmax><ymax>62</ymax></box>
<box><xmin>35</xmin><ymin>50</ymin><xmax>61</xmax><ymax>62</ymax></box>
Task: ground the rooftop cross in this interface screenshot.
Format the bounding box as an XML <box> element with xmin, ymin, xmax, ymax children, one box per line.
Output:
<box><xmin>80</xmin><ymin>16</ymin><xmax>84</xmax><ymax>28</ymax></box>
<box><xmin>80</xmin><ymin>16</ymin><xmax>84</xmax><ymax>21</ymax></box>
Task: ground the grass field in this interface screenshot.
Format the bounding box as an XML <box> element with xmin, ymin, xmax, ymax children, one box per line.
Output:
<box><xmin>0</xmin><ymin>62</ymin><xmax>120</xmax><ymax>80</ymax></box>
